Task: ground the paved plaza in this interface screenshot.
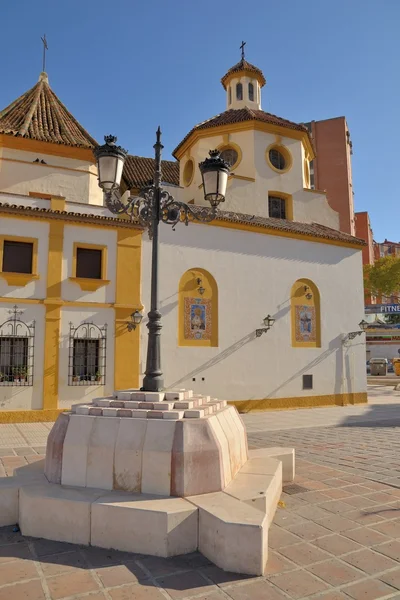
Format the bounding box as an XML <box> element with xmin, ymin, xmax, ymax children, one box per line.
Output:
<box><xmin>1</xmin><ymin>386</ymin><xmax>400</xmax><ymax>599</ymax></box>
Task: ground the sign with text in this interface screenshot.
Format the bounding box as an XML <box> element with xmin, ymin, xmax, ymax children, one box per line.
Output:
<box><xmin>365</xmin><ymin>304</ymin><xmax>400</xmax><ymax>314</ymax></box>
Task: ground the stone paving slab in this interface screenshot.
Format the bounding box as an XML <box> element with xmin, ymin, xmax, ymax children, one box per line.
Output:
<box><xmin>0</xmin><ymin>388</ymin><xmax>400</xmax><ymax>597</ymax></box>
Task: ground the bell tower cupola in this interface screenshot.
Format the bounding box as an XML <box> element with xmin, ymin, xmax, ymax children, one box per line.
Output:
<box><xmin>221</xmin><ymin>42</ymin><xmax>266</xmax><ymax>111</ymax></box>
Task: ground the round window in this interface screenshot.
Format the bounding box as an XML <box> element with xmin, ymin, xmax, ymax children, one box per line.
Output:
<box><xmin>220</xmin><ymin>148</ymin><xmax>239</xmax><ymax>169</ymax></box>
<box><xmin>269</xmin><ymin>148</ymin><xmax>286</xmax><ymax>170</ymax></box>
<box><xmin>183</xmin><ymin>159</ymin><xmax>194</xmax><ymax>186</ymax></box>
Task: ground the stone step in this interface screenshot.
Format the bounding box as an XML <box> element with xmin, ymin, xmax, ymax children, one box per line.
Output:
<box><xmin>187</xmin><ymin>491</ymin><xmax>268</xmax><ymax>575</ymax></box>
<box><xmin>92</xmin><ymin>492</ymin><xmax>198</xmax><ymax>557</ymax></box>
<box><xmin>248</xmin><ymin>447</ymin><xmax>295</xmax><ymax>483</ymax></box>
<box><xmin>223</xmin><ymin>458</ymin><xmax>282</xmax><ymax>520</ymax></box>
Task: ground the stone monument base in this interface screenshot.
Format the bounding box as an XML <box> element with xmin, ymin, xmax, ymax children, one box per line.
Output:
<box><xmin>0</xmin><ymin>389</ymin><xmax>295</xmax><ymax>575</ymax></box>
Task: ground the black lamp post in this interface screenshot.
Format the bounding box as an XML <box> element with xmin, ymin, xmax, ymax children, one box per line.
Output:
<box><xmin>94</xmin><ymin>129</ymin><xmax>229</xmax><ymax>392</ymax></box>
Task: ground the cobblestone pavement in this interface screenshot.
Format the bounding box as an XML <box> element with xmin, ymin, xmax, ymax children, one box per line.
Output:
<box><xmin>1</xmin><ymin>390</ymin><xmax>400</xmax><ymax>598</ymax></box>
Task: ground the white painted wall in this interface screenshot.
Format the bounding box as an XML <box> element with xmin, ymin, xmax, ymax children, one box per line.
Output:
<box><xmin>141</xmin><ymin>223</ymin><xmax>366</xmax><ymax>401</ymax></box>
<box><xmin>58</xmin><ymin>307</ymin><xmax>115</xmax><ymax>408</ymax></box>
<box><xmin>367</xmin><ymin>344</ymin><xmax>400</xmax><ymax>361</ymax></box>
<box><xmin>0</xmin><ymin>216</ymin><xmax>49</xmax><ymax>300</ymax></box>
<box><xmin>61</xmin><ymin>225</ymin><xmax>117</xmax><ymax>304</ymax></box>
<box><xmin>180</xmin><ymin>129</ymin><xmax>340</xmax><ymax>229</ymax></box>
<box><xmin>0</xmin><ymin>147</ymin><xmax>103</xmax><ymax>205</ymax></box>
<box><xmin>0</xmin><ymin>303</ymin><xmax>45</xmax><ymax>410</ymax></box>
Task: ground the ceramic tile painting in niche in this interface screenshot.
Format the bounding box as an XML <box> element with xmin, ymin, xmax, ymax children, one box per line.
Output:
<box><xmin>184</xmin><ymin>298</ymin><xmax>212</xmax><ymax>340</ymax></box>
<box><xmin>295</xmin><ymin>305</ymin><xmax>316</xmax><ymax>343</ymax></box>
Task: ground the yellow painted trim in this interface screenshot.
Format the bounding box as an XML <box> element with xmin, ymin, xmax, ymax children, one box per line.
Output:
<box><xmin>0</xmin><ymin>409</ymin><xmax>67</xmax><ymax>423</ymax></box>
<box><xmin>183</xmin><ymin>157</ymin><xmax>195</xmax><ymax>187</ymax></box>
<box><xmin>291</xmin><ymin>278</ymin><xmax>321</xmax><ymax>348</ymax></box>
<box><xmin>0</xmin><ymin>273</ymin><xmax>39</xmax><ymax>286</ymax></box>
<box><xmin>68</xmin><ymin>277</ymin><xmax>110</xmax><ymax>291</ymax></box>
<box><xmin>29</xmin><ymin>191</ymin><xmax>53</xmax><ymax>200</ymax></box>
<box><xmin>0</xmin><ymin>234</ymin><xmax>39</xmax><ymax>286</ymax></box>
<box><xmin>1</xmin><ymin>156</ymin><xmax>97</xmax><ymax>176</ymax></box>
<box><xmin>303</xmin><ymin>159</ymin><xmax>310</xmax><ymax>188</ymax></box>
<box><xmin>0</xmin><ymin>297</ymin><xmax>141</xmax><ymax>310</ymax></box>
<box><xmin>266</xmin><ymin>143</ymin><xmax>293</xmax><ymax>174</ymax></box>
<box><xmin>216</xmin><ymin>142</ymin><xmax>242</xmax><ymax>171</ymax></box>
<box><xmin>268</xmin><ymin>191</ymin><xmax>293</xmax><ymax>221</ymax></box>
<box><xmin>0</xmin><ymin>134</ymin><xmax>95</xmax><ymax>162</ymax></box>
<box><xmin>50</xmin><ymin>197</ymin><xmax>66</xmax><ymax>212</ymax></box>
<box><xmin>178</xmin><ymin>268</ymin><xmax>218</xmax><ymax>347</ymax></box>
<box><xmin>174</xmin><ymin>120</ymin><xmax>315</xmax><ymax>162</ymax></box>
<box><xmin>230</xmin><ymin>174</ymin><xmax>255</xmax><ymax>182</ymax></box>
<box><xmin>302</xmin><ymin>187</ymin><xmax>327</xmax><ymax>195</ymax></box>
<box><xmin>204</xmin><ymin>218</ymin><xmax>365</xmax><ymax>250</ymax></box>
<box><xmin>229</xmin><ymin>392</ymin><xmax>367</xmax><ymax>413</ymax></box>
<box><xmin>114</xmin><ymin>230</ymin><xmax>142</xmax><ymax>390</ymax></box>
<box><xmin>72</xmin><ymin>241</ymin><xmax>108</xmax><ymax>280</ymax></box>
<box><xmin>43</xmin><ymin>216</ymin><xmax>64</xmax><ymax>411</ymax></box>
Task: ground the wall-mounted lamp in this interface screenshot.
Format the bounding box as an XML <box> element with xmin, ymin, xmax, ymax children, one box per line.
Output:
<box><xmin>127</xmin><ymin>309</ymin><xmax>143</xmax><ymax>332</ymax></box>
<box><xmin>256</xmin><ymin>314</ymin><xmax>275</xmax><ymax>338</ymax></box>
<box><xmin>197</xmin><ymin>277</ymin><xmax>205</xmax><ymax>295</ymax></box>
<box><xmin>344</xmin><ymin>319</ymin><xmax>369</xmax><ymax>341</ymax></box>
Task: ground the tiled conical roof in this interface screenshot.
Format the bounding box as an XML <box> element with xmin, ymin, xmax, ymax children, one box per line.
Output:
<box><xmin>0</xmin><ymin>72</ymin><xmax>97</xmax><ymax>148</ymax></box>
<box><xmin>221</xmin><ymin>59</ymin><xmax>266</xmax><ymax>90</ymax></box>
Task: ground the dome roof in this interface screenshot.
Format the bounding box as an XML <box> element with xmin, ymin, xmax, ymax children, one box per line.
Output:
<box><xmin>221</xmin><ymin>58</ymin><xmax>266</xmax><ymax>90</ymax></box>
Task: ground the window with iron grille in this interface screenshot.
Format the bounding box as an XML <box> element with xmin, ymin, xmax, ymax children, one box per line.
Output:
<box><xmin>236</xmin><ymin>83</ymin><xmax>243</xmax><ymax>101</ymax></box>
<box><xmin>248</xmin><ymin>82</ymin><xmax>254</xmax><ymax>101</ymax></box>
<box><xmin>0</xmin><ymin>306</ymin><xmax>35</xmax><ymax>386</ymax></box>
<box><xmin>2</xmin><ymin>241</ymin><xmax>33</xmax><ymax>274</ymax></box>
<box><xmin>268</xmin><ymin>196</ymin><xmax>286</xmax><ymax>219</ymax></box>
<box><xmin>269</xmin><ymin>148</ymin><xmax>286</xmax><ymax>171</ymax></box>
<box><xmin>68</xmin><ymin>322</ymin><xmax>107</xmax><ymax>385</ymax></box>
<box><xmin>76</xmin><ymin>248</ymin><xmax>102</xmax><ymax>279</ymax></box>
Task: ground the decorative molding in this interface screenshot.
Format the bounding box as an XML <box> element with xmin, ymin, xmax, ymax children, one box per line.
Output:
<box><xmin>68</xmin><ymin>277</ymin><xmax>110</xmax><ymax>291</ymax></box>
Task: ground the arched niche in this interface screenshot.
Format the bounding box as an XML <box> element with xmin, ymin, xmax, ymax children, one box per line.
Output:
<box><xmin>291</xmin><ymin>278</ymin><xmax>321</xmax><ymax>348</ymax></box>
<box><xmin>178</xmin><ymin>268</ymin><xmax>218</xmax><ymax>347</ymax></box>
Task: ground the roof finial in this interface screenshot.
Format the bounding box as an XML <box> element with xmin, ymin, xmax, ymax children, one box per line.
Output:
<box><xmin>41</xmin><ymin>34</ymin><xmax>48</xmax><ymax>73</ymax></box>
<box><xmin>240</xmin><ymin>40</ymin><xmax>246</xmax><ymax>60</ymax></box>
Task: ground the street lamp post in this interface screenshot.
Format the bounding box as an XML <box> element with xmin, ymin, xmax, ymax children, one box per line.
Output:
<box><xmin>94</xmin><ymin>129</ymin><xmax>229</xmax><ymax>392</ymax></box>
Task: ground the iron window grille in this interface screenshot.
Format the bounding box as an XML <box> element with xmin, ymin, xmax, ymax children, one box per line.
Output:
<box><xmin>248</xmin><ymin>82</ymin><xmax>254</xmax><ymax>101</ymax></box>
<box><xmin>0</xmin><ymin>306</ymin><xmax>35</xmax><ymax>386</ymax></box>
<box><xmin>269</xmin><ymin>148</ymin><xmax>286</xmax><ymax>171</ymax></box>
<box><xmin>68</xmin><ymin>322</ymin><xmax>107</xmax><ymax>386</ymax></box>
<box><xmin>268</xmin><ymin>196</ymin><xmax>286</xmax><ymax>219</ymax></box>
<box><xmin>236</xmin><ymin>83</ymin><xmax>243</xmax><ymax>101</ymax></box>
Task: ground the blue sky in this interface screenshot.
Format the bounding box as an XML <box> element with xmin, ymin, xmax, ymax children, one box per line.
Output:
<box><xmin>1</xmin><ymin>0</ymin><xmax>398</xmax><ymax>242</ymax></box>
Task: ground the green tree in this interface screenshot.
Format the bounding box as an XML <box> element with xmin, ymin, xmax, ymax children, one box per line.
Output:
<box><xmin>364</xmin><ymin>256</ymin><xmax>400</xmax><ymax>299</ymax></box>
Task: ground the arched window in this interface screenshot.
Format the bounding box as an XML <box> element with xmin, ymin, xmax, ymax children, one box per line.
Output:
<box><xmin>236</xmin><ymin>83</ymin><xmax>243</xmax><ymax>101</ymax></box>
<box><xmin>291</xmin><ymin>279</ymin><xmax>321</xmax><ymax>348</ymax></box>
<box><xmin>229</xmin><ymin>86</ymin><xmax>232</xmax><ymax>105</ymax></box>
<box><xmin>248</xmin><ymin>82</ymin><xmax>254</xmax><ymax>101</ymax></box>
<box><xmin>178</xmin><ymin>268</ymin><xmax>218</xmax><ymax>347</ymax></box>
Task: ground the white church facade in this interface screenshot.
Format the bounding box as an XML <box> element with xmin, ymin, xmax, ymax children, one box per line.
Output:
<box><xmin>0</xmin><ymin>56</ymin><xmax>367</xmax><ymax>421</ymax></box>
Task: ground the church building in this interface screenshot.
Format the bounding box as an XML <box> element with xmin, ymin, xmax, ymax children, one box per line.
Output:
<box><xmin>0</xmin><ymin>53</ymin><xmax>367</xmax><ymax>421</ymax></box>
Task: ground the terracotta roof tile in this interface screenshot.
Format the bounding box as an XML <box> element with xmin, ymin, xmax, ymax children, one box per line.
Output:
<box><xmin>123</xmin><ymin>155</ymin><xmax>179</xmax><ymax>189</ymax></box>
<box><xmin>192</xmin><ymin>206</ymin><xmax>366</xmax><ymax>247</ymax></box>
<box><xmin>0</xmin><ymin>200</ymin><xmax>365</xmax><ymax>246</ymax></box>
<box><xmin>173</xmin><ymin>107</ymin><xmax>311</xmax><ymax>157</ymax></box>
<box><xmin>0</xmin><ymin>73</ymin><xmax>97</xmax><ymax>148</ymax></box>
<box><xmin>221</xmin><ymin>58</ymin><xmax>266</xmax><ymax>89</ymax></box>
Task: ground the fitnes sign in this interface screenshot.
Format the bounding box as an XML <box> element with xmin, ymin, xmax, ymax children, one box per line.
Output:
<box><xmin>365</xmin><ymin>304</ymin><xmax>400</xmax><ymax>314</ymax></box>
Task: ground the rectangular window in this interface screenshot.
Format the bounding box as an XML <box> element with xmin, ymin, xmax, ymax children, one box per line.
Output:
<box><xmin>76</xmin><ymin>247</ymin><xmax>102</xmax><ymax>279</ymax></box>
<box><xmin>73</xmin><ymin>339</ymin><xmax>100</xmax><ymax>382</ymax></box>
<box><xmin>302</xmin><ymin>374</ymin><xmax>313</xmax><ymax>390</ymax></box>
<box><xmin>268</xmin><ymin>196</ymin><xmax>286</xmax><ymax>219</ymax></box>
<box><xmin>2</xmin><ymin>241</ymin><xmax>33</xmax><ymax>274</ymax></box>
<box><xmin>0</xmin><ymin>337</ymin><xmax>29</xmax><ymax>383</ymax></box>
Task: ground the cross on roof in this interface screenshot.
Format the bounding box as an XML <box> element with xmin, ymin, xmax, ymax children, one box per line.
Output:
<box><xmin>41</xmin><ymin>34</ymin><xmax>48</xmax><ymax>72</ymax></box>
<box><xmin>240</xmin><ymin>41</ymin><xmax>246</xmax><ymax>60</ymax></box>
